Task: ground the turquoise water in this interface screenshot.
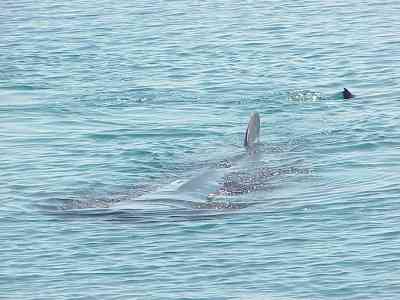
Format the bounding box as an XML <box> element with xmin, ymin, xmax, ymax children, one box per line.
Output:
<box><xmin>1</xmin><ymin>0</ymin><xmax>400</xmax><ymax>299</ymax></box>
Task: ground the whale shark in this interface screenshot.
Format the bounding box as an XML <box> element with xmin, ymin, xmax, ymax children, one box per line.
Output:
<box><xmin>112</xmin><ymin>112</ymin><xmax>264</xmax><ymax>211</ymax></box>
<box><xmin>55</xmin><ymin>112</ymin><xmax>309</xmax><ymax>212</ymax></box>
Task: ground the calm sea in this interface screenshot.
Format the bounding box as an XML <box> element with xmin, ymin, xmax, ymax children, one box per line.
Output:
<box><xmin>1</xmin><ymin>1</ymin><xmax>400</xmax><ymax>299</ymax></box>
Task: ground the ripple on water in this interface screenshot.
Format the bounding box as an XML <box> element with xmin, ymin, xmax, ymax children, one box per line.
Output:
<box><xmin>2</xmin><ymin>0</ymin><xmax>400</xmax><ymax>299</ymax></box>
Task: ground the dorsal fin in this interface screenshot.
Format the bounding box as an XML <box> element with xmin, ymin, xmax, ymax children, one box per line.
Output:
<box><xmin>343</xmin><ymin>88</ymin><xmax>354</xmax><ymax>99</ymax></box>
<box><xmin>244</xmin><ymin>112</ymin><xmax>260</xmax><ymax>149</ymax></box>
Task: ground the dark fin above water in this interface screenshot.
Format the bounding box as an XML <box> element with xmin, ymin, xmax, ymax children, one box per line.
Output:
<box><xmin>343</xmin><ymin>88</ymin><xmax>354</xmax><ymax>99</ymax></box>
<box><xmin>244</xmin><ymin>112</ymin><xmax>260</xmax><ymax>149</ymax></box>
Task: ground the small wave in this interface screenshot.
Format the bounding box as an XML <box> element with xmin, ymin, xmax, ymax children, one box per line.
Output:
<box><xmin>285</xmin><ymin>89</ymin><xmax>326</xmax><ymax>103</ymax></box>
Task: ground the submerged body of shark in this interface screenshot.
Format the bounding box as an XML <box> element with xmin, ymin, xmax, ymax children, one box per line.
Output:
<box><xmin>57</xmin><ymin>112</ymin><xmax>308</xmax><ymax>212</ymax></box>
<box><xmin>113</xmin><ymin>112</ymin><xmax>270</xmax><ymax>210</ymax></box>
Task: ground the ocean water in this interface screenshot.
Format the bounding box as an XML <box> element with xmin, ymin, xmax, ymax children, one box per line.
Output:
<box><xmin>1</xmin><ymin>0</ymin><xmax>400</xmax><ymax>299</ymax></box>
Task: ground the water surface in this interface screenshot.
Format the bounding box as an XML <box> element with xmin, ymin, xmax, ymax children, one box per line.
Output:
<box><xmin>1</xmin><ymin>1</ymin><xmax>400</xmax><ymax>299</ymax></box>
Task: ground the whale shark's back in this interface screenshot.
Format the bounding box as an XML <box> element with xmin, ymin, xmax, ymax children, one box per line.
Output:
<box><xmin>244</xmin><ymin>112</ymin><xmax>260</xmax><ymax>149</ymax></box>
